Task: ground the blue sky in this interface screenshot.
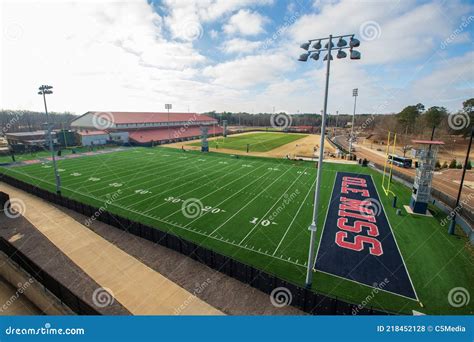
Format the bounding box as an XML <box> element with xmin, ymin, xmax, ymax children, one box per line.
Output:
<box><xmin>1</xmin><ymin>0</ymin><xmax>473</xmax><ymax>115</ymax></box>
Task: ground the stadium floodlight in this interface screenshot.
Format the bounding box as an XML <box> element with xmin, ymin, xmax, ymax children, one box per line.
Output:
<box><xmin>297</xmin><ymin>33</ymin><xmax>361</xmax><ymax>288</ymax></box>
<box><xmin>165</xmin><ymin>104</ymin><xmax>172</xmax><ymax>140</ymax></box>
<box><xmin>323</xmin><ymin>53</ymin><xmax>333</xmax><ymax>61</ymax></box>
<box><xmin>350</xmin><ymin>49</ymin><xmax>361</xmax><ymax>60</ymax></box>
<box><xmin>350</xmin><ymin>37</ymin><xmax>360</xmax><ymax>48</ymax></box>
<box><xmin>38</xmin><ymin>84</ymin><xmax>61</xmax><ymax>195</ymax></box>
<box><xmin>310</xmin><ymin>52</ymin><xmax>320</xmax><ymax>61</ymax></box>
<box><xmin>298</xmin><ymin>53</ymin><xmax>310</xmax><ymax>61</ymax></box>
<box><xmin>324</xmin><ymin>41</ymin><xmax>334</xmax><ymax>49</ymax></box>
<box><xmin>312</xmin><ymin>40</ymin><xmax>322</xmax><ymax>50</ymax></box>
<box><xmin>300</xmin><ymin>42</ymin><xmax>311</xmax><ymax>50</ymax></box>
<box><xmin>337</xmin><ymin>49</ymin><xmax>347</xmax><ymax>59</ymax></box>
<box><xmin>349</xmin><ymin>88</ymin><xmax>359</xmax><ymax>156</ymax></box>
<box><xmin>337</xmin><ymin>37</ymin><xmax>347</xmax><ymax>47</ymax></box>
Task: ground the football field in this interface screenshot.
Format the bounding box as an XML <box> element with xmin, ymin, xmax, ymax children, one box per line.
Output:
<box><xmin>1</xmin><ymin>147</ymin><xmax>472</xmax><ymax>314</ymax></box>
<box><xmin>189</xmin><ymin>132</ymin><xmax>307</xmax><ymax>152</ymax></box>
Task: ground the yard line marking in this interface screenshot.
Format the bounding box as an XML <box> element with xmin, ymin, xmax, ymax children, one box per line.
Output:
<box><xmin>82</xmin><ymin>149</ymin><xmax>234</xmax><ymax>198</ymax></box>
<box><xmin>5</xmin><ymin>157</ymin><xmax>310</xmax><ymax>269</ymax></box>
<box><xmin>156</xmin><ymin>161</ymin><xmax>268</xmax><ymax>219</ymax></box>
<box><xmin>207</xmin><ymin>166</ymin><xmax>293</xmax><ymax>236</ymax></box>
<box><xmin>115</xmin><ymin>158</ymin><xmax>238</xmax><ymax>207</ymax></box>
<box><xmin>64</xmin><ymin>148</ymin><xmax>195</xmax><ymax>181</ymax></box>
<box><xmin>272</xmin><ymin>176</ymin><xmax>316</xmax><ymax>256</ymax></box>
<box><xmin>238</xmin><ymin>169</ymin><xmax>307</xmax><ymax>245</ymax></box>
<box><xmin>135</xmin><ymin>159</ymin><xmax>256</xmax><ymax>213</ymax></box>
<box><xmin>80</xmin><ymin>152</ymin><xmax>208</xmax><ymax>193</ymax></box>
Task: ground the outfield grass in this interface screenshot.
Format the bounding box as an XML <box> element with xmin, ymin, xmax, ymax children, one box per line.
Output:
<box><xmin>189</xmin><ymin>132</ymin><xmax>307</xmax><ymax>152</ymax></box>
<box><xmin>0</xmin><ymin>147</ymin><xmax>472</xmax><ymax>314</ymax></box>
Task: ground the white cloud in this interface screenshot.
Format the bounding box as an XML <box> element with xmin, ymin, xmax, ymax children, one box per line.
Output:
<box><xmin>203</xmin><ymin>53</ymin><xmax>295</xmax><ymax>89</ymax></box>
<box><xmin>0</xmin><ymin>0</ymin><xmax>472</xmax><ymax>115</ymax></box>
<box><xmin>223</xmin><ymin>9</ymin><xmax>268</xmax><ymax>36</ymax></box>
<box><xmin>163</xmin><ymin>0</ymin><xmax>273</xmax><ymax>41</ymax></box>
<box><xmin>289</xmin><ymin>0</ymin><xmax>471</xmax><ymax>64</ymax></box>
<box><xmin>0</xmin><ymin>0</ymin><xmax>206</xmax><ymax>113</ymax></box>
<box><xmin>220</xmin><ymin>38</ymin><xmax>262</xmax><ymax>54</ymax></box>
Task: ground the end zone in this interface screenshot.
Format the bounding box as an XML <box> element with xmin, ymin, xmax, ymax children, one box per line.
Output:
<box><xmin>315</xmin><ymin>171</ymin><xmax>417</xmax><ymax>300</ymax></box>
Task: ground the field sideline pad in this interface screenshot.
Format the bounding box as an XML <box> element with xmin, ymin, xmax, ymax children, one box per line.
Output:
<box><xmin>315</xmin><ymin>172</ymin><xmax>417</xmax><ymax>300</ymax></box>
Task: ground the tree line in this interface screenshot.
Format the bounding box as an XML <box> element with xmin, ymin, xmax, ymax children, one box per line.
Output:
<box><xmin>1</xmin><ymin>110</ymin><xmax>76</xmax><ymax>134</ymax></box>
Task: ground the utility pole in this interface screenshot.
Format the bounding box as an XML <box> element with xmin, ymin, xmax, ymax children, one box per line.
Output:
<box><xmin>448</xmin><ymin>127</ymin><xmax>473</xmax><ymax>235</ymax></box>
<box><xmin>349</xmin><ymin>88</ymin><xmax>358</xmax><ymax>156</ymax></box>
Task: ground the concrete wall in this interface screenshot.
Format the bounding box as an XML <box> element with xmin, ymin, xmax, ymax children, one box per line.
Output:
<box><xmin>80</xmin><ymin>135</ymin><xmax>109</xmax><ymax>146</ymax></box>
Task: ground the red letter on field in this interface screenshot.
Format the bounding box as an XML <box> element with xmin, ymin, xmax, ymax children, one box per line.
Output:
<box><xmin>335</xmin><ymin>231</ymin><xmax>383</xmax><ymax>256</ymax></box>
<box><xmin>337</xmin><ymin>218</ymin><xmax>380</xmax><ymax>237</ymax></box>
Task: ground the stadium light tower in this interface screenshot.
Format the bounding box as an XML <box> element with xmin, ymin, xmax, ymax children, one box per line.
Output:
<box><xmin>38</xmin><ymin>85</ymin><xmax>61</xmax><ymax>194</ymax></box>
<box><xmin>349</xmin><ymin>88</ymin><xmax>359</xmax><ymax>156</ymax></box>
<box><xmin>165</xmin><ymin>104</ymin><xmax>172</xmax><ymax>140</ymax></box>
<box><xmin>298</xmin><ymin>34</ymin><xmax>361</xmax><ymax>288</ymax></box>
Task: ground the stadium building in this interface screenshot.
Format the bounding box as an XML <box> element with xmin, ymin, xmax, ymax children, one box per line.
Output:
<box><xmin>70</xmin><ymin>111</ymin><xmax>222</xmax><ymax>146</ymax></box>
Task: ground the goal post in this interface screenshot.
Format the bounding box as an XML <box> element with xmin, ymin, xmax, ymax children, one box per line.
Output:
<box><xmin>382</xmin><ymin>131</ymin><xmax>396</xmax><ymax>198</ymax></box>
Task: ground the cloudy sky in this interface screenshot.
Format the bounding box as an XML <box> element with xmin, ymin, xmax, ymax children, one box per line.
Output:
<box><xmin>1</xmin><ymin>0</ymin><xmax>472</xmax><ymax>115</ymax></box>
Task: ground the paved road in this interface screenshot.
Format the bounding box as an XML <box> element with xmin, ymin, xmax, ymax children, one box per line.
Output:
<box><xmin>333</xmin><ymin>135</ymin><xmax>473</xmax><ymax>212</ymax></box>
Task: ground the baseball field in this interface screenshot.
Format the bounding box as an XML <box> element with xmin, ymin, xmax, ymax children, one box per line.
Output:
<box><xmin>0</xmin><ymin>144</ymin><xmax>472</xmax><ymax>315</ymax></box>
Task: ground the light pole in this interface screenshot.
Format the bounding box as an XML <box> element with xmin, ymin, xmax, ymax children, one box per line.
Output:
<box><xmin>448</xmin><ymin>126</ymin><xmax>473</xmax><ymax>235</ymax></box>
<box><xmin>165</xmin><ymin>104</ymin><xmax>172</xmax><ymax>141</ymax></box>
<box><xmin>298</xmin><ymin>34</ymin><xmax>361</xmax><ymax>288</ymax></box>
<box><xmin>38</xmin><ymin>85</ymin><xmax>61</xmax><ymax>194</ymax></box>
<box><xmin>349</xmin><ymin>88</ymin><xmax>358</xmax><ymax>156</ymax></box>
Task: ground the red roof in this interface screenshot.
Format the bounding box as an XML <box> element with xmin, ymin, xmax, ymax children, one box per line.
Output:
<box><xmin>129</xmin><ymin>126</ymin><xmax>223</xmax><ymax>143</ymax></box>
<box><xmin>77</xmin><ymin>130</ymin><xmax>108</xmax><ymax>136</ymax></box>
<box><xmin>89</xmin><ymin>112</ymin><xmax>216</xmax><ymax>125</ymax></box>
<box><xmin>412</xmin><ymin>140</ymin><xmax>445</xmax><ymax>145</ymax></box>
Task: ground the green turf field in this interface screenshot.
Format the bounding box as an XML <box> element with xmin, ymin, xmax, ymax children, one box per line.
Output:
<box><xmin>1</xmin><ymin>147</ymin><xmax>472</xmax><ymax>314</ymax></box>
<box><xmin>0</xmin><ymin>145</ymin><xmax>116</xmax><ymax>164</ymax></box>
<box><xmin>189</xmin><ymin>132</ymin><xmax>307</xmax><ymax>152</ymax></box>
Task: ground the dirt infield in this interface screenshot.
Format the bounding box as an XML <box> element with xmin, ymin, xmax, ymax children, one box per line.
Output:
<box><xmin>167</xmin><ymin>132</ymin><xmax>337</xmax><ymax>159</ymax></box>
